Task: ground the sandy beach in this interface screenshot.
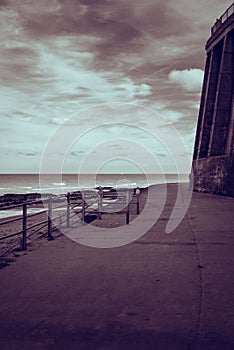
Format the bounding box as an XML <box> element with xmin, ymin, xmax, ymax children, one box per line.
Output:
<box><xmin>0</xmin><ymin>183</ymin><xmax>234</xmax><ymax>349</ymax></box>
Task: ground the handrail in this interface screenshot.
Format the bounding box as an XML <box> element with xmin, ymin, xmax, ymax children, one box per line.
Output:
<box><xmin>211</xmin><ymin>3</ymin><xmax>234</xmax><ymax>34</ymax></box>
<box><xmin>0</xmin><ymin>215</ymin><xmax>23</xmax><ymax>226</ymax></box>
<box><xmin>0</xmin><ymin>187</ymin><xmax>141</xmax><ymax>256</ymax></box>
<box><xmin>0</xmin><ymin>196</ymin><xmax>63</xmax><ymax>251</ymax></box>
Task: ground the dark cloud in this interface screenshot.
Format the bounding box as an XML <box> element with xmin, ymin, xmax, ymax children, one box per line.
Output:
<box><xmin>21</xmin><ymin>1</ymin><xmax>190</xmax><ymax>39</ymax></box>
<box><xmin>11</xmin><ymin>111</ymin><xmax>32</xmax><ymax>119</ymax></box>
<box><xmin>7</xmin><ymin>0</ymin><xmax>210</xmax><ymax>96</ymax></box>
<box><xmin>5</xmin><ymin>46</ymin><xmax>36</xmax><ymax>57</ymax></box>
<box><xmin>0</xmin><ymin>45</ymin><xmax>41</xmax><ymax>88</ymax></box>
<box><xmin>70</xmin><ymin>150</ymin><xmax>84</xmax><ymax>156</ymax></box>
<box><xmin>154</xmin><ymin>152</ymin><xmax>167</xmax><ymax>157</ymax></box>
<box><xmin>18</xmin><ymin>1</ymin><xmax>190</xmax><ymax>62</ymax></box>
<box><xmin>172</xmin><ymin>114</ymin><xmax>198</xmax><ymax>134</ymax></box>
<box><xmin>0</xmin><ymin>0</ymin><xmax>8</xmax><ymax>6</ymax></box>
<box><xmin>18</xmin><ymin>151</ymin><xmax>37</xmax><ymax>156</ymax></box>
<box><xmin>48</xmin><ymin>92</ymin><xmax>91</xmax><ymax>102</ymax></box>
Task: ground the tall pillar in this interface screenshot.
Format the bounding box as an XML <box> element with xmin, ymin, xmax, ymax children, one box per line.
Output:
<box><xmin>225</xmin><ymin>92</ymin><xmax>234</xmax><ymax>156</ymax></box>
<box><xmin>208</xmin><ymin>33</ymin><xmax>233</xmax><ymax>156</ymax></box>
<box><xmin>193</xmin><ymin>53</ymin><xmax>211</xmax><ymax>160</ymax></box>
<box><xmin>198</xmin><ymin>43</ymin><xmax>223</xmax><ymax>158</ymax></box>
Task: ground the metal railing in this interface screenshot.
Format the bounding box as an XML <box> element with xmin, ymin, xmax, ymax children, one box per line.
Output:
<box><xmin>0</xmin><ymin>196</ymin><xmax>68</xmax><ymax>255</ymax></box>
<box><xmin>0</xmin><ymin>188</ymin><xmax>141</xmax><ymax>256</ymax></box>
<box><xmin>211</xmin><ymin>3</ymin><xmax>234</xmax><ymax>34</ymax></box>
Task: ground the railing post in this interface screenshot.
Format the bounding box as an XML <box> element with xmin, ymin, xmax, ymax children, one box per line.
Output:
<box><xmin>22</xmin><ymin>200</ymin><xmax>27</xmax><ymax>250</ymax></box>
<box><xmin>126</xmin><ymin>190</ymin><xmax>130</xmax><ymax>225</ymax></box>
<box><xmin>48</xmin><ymin>197</ymin><xmax>53</xmax><ymax>240</ymax></box>
<box><xmin>82</xmin><ymin>192</ymin><xmax>85</xmax><ymax>224</ymax></box>
<box><xmin>136</xmin><ymin>187</ymin><xmax>140</xmax><ymax>215</ymax></box>
<box><xmin>66</xmin><ymin>192</ymin><xmax>70</xmax><ymax>228</ymax></box>
<box><xmin>98</xmin><ymin>186</ymin><xmax>103</xmax><ymax>220</ymax></box>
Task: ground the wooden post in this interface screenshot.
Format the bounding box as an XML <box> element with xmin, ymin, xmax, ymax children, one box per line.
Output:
<box><xmin>82</xmin><ymin>192</ymin><xmax>85</xmax><ymax>224</ymax></box>
<box><xmin>48</xmin><ymin>197</ymin><xmax>53</xmax><ymax>240</ymax></box>
<box><xmin>22</xmin><ymin>201</ymin><xmax>27</xmax><ymax>250</ymax></box>
<box><xmin>136</xmin><ymin>187</ymin><xmax>140</xmax><ymax>214</ymax></box>
<box><xmin>98</xmin><ymin>187</ymin><xmax>103</xmax><ymax>220</ymax></box>
<box><xmin>66</xmin><ymin>192</ymin><xmax>70</xmax><ymax>228</ymax></box>
<box><xmin>126</xmin><ymin>191</ymin><xmax>130</xmax><ymax>224</ymax></box>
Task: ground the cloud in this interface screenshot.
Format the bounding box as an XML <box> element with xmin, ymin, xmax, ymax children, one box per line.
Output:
<box><xmin>0</xmin><ymin>0</ymin><xmax>8</xmax><ymax>6</ymax></box>
<box><xmin>168</xmin><ymin>68</ymin><xmax>204</xmax><ymax>92</ymax></box>
<box><xmin>18</xmin><ymin>152</ymin><xmax>37</xmax><ymax>157</ymax></box>
<box><xmin>13</xmin><ymin>0</ymin><xmax>205</xmax><ymax>77</ymax></box>
<box><xmin>154</xmin><ymin>152</ymin><xmax>167</xmax><ymax>158</ymax></box>
<box><xmin>70</xmin><ymin>151</ymin><xmax>84</xmax><ymax>156</ymax></box>
<box><xmin>0</xmin><ymin>0</ymin><xmax>232</xmax><ymax>173</ymax></box>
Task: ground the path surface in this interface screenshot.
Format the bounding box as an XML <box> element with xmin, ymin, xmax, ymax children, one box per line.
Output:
<box><xmin>0</xmin><ymin>185</ymin><xmax>234</xmax><ymax>349</ymax></box>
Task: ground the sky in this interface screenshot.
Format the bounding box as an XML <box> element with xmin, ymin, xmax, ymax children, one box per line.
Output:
<box><xmin>0</xmin><ymin>0</ymin><xmax>232</xmax><ymax>174</ymax></box>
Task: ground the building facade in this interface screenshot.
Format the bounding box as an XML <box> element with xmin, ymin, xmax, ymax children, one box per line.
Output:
<box><xmin>193</xmin><ymin>3</ymin><xmax>234</xmax><ymax>197</ymax></box>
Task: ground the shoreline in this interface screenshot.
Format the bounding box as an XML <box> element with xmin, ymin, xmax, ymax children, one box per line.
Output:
<box><xmin>0</xmin><ymin>173</ymin><xmax>190</xmax><ymax>197</ymax></box>
<box><xmin>0</xmin><ymin>181</ymin><xmax>192</xmax><ymax>222</ymax></box>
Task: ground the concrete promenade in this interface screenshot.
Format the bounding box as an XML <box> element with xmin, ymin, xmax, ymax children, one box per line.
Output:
<box><xmin>0</xmin><ymin>185</ymin><xmax>234</xmax><ymax>349</ymax></box>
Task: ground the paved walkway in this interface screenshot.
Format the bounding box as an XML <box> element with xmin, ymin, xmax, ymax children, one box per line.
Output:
<box><xmin>0</xmin><ymin>185</ymin><xmax>234</xmax><ymax>349</ymax></box>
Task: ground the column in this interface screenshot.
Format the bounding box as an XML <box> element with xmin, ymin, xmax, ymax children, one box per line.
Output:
<box><xmin>193</xmin><ymin>52</ymin><xmax>211</xmax><ymax>160</ymax></box>
<box><xmin>225</xmin><ymin>92</ymin><xmax>234</xmax><ymax>156</ymax></box>
<box><xmin>208</xmin><ymin>33</ymin><xmax>234</xmax><ymax>156</ymax></box>
<box><xmin>198</xmin><ymin>41</ymin><xmax>223</xmax><ymax>158</ymax></box>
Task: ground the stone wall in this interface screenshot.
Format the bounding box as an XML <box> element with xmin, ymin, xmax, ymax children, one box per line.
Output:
<box><xmin>192</xmin><ymin>155</ymin><xmax>234</xmax><ymax>197</ymax></box>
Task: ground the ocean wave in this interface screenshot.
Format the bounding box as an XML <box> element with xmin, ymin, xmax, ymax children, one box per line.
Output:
<box><xmin>52</xmin><ymin>182</ymin><xmax>67</xmax><ymax>186</ymax></box>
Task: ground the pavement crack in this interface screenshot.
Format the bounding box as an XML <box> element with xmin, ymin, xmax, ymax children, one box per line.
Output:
<box><xmin>186</xmin><ymin>209</ymin><xmax>204</xmax><ymax>350</ymax></box>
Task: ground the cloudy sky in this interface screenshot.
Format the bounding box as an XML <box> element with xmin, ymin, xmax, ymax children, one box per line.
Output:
<box><xmin>0</xmin><ymin>0</ymin><xmax>232</xmax><ymax>174</ymax></box>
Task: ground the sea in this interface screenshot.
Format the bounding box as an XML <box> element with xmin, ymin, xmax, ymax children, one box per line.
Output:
<box><xmin>0</xmin><ymin>173</ymin><xmax>190</xmax><ymax>219</ymax></box>
<box><xmin>0</xmin><ymin>173</ymin><xmax>189</xmax><ymax>196</ymax></box>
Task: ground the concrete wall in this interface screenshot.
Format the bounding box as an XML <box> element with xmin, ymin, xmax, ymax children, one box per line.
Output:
<box><xmin>192</xmin><ymin>10</ymin><xmax>234</xmax><ymax>197</ymax></box>
<box><xmin>193</xmin><ymin>155</ymin><xmax>234</xmax><ymax>197</ymax></box>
